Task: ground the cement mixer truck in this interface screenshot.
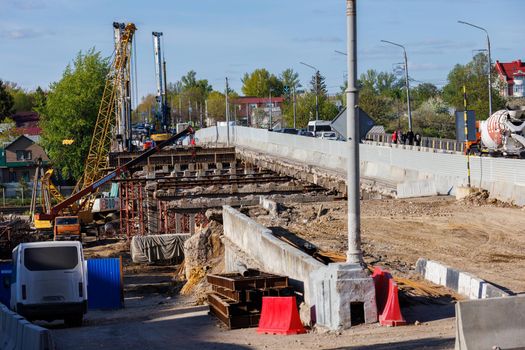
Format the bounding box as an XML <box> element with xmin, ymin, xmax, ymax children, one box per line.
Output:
<box><xmin>478</xmin><ymin>109</ymin><xmax>525</xmax><ymax>157</ymax></box>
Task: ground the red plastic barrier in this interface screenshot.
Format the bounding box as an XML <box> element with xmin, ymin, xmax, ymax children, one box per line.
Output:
<box><xmin>379</xmin><ymin>279</ymin><xmax>406</xmax><ymax>326</ymax></box>
<box><xmin>372</xmin><ymin>267</ymin><xmax>392</xmax><ymax>314</ymax></box>
<box><xmin>257</xmin><ymin>296</ymin><xmax>306</xmax><ymax>335</ymax></box>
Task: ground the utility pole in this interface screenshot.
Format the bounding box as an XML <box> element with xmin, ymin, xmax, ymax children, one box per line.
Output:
<box><xmin>458</xmin><ymin>20</ymin><xmax>493</xmax><ymax>117</ymax></box>
<box><xmin>205</xmin><ymin>100</ymin><xmax>208</xmax><ymax>127</ymax></box>
<box><xmin>225</xmin><ymin>77</ymin><xmax>230</xmax><ymax>146</ymax></box>
<box><xmin>381</xmin><ymin>39</ymin><xmax>412</xmax><ymax>132</ymax></box>
<box><xmin>346</xmin><ymin>0</ymin><xmax>363</xmax><ymax>264</ymax></box>
<box><xmin>293</xmin><ymin>87</ymin><xmax>297</xmax><ymax>129</ymax></box>
<box><xmin>463</xmin><ymin>85</ymin><xmax>471</xmax><ymax>188</ymax></box>
<box><xmin>269</xmin><ymin>89</ymin><xmax>273</xmax><ymax>129</ymax></box>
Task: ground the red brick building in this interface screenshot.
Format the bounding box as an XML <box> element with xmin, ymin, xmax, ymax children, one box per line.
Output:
<box><xmin>495</xmin><ymin>60</ymin><xmax>525</xmax><ymax>97</ymax></box>
<box><xmin>232</xmin><ymin>97</ymin><xmax>285</xmax><ymax>126</ymax></box>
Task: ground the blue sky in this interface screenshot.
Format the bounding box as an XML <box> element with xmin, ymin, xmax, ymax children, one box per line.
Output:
<box><xmin>1</xmin><ymin>0</ymin><xmax>524</xmax><ymax>104</ymax></box>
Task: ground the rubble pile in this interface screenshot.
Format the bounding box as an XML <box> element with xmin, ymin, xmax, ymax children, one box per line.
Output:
<box><xmin>180</xmin><ymin>211</ymin><xmax>225</xmax><ymax>303</ymax></box>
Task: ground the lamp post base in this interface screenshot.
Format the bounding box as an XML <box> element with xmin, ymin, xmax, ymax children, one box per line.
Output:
<box><xmin>311</xmin><ymin>263</ymin><xmax>377</xmax><ymax>330</ymax></box>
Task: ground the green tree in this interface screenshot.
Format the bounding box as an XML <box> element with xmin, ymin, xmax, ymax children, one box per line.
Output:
<box><xmin>39</xmin><ymin>49</ymin><xmax>110</xmax><ymax>180</ymax></box>
<box><xmin>206</xmin><ymin>91</ymin><xmax>226</xmax><ymax>124</ymax></box>
<box><xmin>443</xmin><ymin>53</ymin><xmax>505</xmax><ymax>120</ymax></box>
<box><xmin>10</xmin><ymin>88</ymin><xmax>34</xmax><ymax>113</ymax></box>
<box><xmin>310</xmin><ymin>71</ymin><xmax>327</xmax><ymax>96</ymax></box>
<box><xmin>32</xmin><ymin>86</ymin><xmax>47</xmax><ymax>111</ymax></box>
<box><xmin>280</xmin><ymin>68</ymin><xmax>301</xmax><ymax>97</ymax></box>
<box><xmin>0</xmin><ymin>117</ymin><xmax>21</xmax><ymax>142</ymax></box>
<box><xmin>241</xmin><ymin>68</ymin><xmax>283</xmax><ymax>97</ymax></box>
<box><xmin>282</xmin><ymin>92</ymin><xmax>338</xmax><ymax>128</ymax></box>
<box><xmin>0</xmin><ymin>80</ymin><xmax>14</xmax><ymax>119</ymax></box>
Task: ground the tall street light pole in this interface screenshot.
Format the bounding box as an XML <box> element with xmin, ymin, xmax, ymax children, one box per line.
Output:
<box><xmin>381</xmin><ymin>40</ymin><xmax>413</xmax><ymax>132</ymax></box>
<box><xmin>225</xmin><ymin>77</ymin><xmax>230</xmax><ymax>146</ymax></box>
<box><xmin>346</xmin><ymin>0</ymin><xmax>363</xmax><ymax>264</ymax></box>
<box><xmin>458</xmin><ymin>20</ymin><xmax>493</xmax><ymax>118</ymax></box>
<box><xmin>300</xmin><ymin>61</ymin><xmax>320</xmax><ymax>135</ymax></box>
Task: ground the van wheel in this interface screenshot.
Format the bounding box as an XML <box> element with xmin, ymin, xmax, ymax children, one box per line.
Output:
<box><xmin>65</xmin><ymin>314</ymin><xmax>83</xmax><ymax>327</ymax></box>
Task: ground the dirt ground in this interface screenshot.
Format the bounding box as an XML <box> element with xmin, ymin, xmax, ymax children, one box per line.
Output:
<box><xmin>251</xmin><ymin>196</ymin><xmax>525</xmax><ymax>293</ymax></box>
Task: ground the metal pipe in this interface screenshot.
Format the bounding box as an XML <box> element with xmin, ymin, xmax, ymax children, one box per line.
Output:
<box><xmin>346</xmin><ymin>0</ymin><xmax>363</xmax><ymax>264</ymax></box>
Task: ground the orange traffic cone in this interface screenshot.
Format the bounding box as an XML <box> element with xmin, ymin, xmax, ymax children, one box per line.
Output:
<box><xmin>379</xmin><ymin>279</ymin><xmax>406</xmax><ymax>326</ymax></box>
<box><xmin>257</xmin><ymin>296</ymin><xmax>306</xmax><ymax>335</ymax></box>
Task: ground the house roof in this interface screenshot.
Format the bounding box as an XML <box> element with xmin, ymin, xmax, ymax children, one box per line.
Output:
<box><xmin>233</xmin><ymin>96</ymin><xmax>285</xmax><ymax>104</ymax></box>
<box><xmin>4</xmin><ymin>135</ymin><xmax>35</xmax><ymax>150</ymax></box>
<box><xmin>495</xmin><ymin>60</ymin><xmax>525</xmax><ymax>84</ymax></box>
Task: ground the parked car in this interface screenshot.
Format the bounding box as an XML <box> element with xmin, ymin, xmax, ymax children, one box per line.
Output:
<box><xmin>318</xmin><ymin>131</ymin><xmax>338</xmax><ymax>140</ymax></box>
<box><xmin>298</xmin><ymin>130</ymin><xmax>314</xmax><ymax>137</ymax></box>
<box><xmin>281</xmin><ymin>128</ymin><xmax>299</xmax><ymax>135</ymax></box>
<box><xmin>11</xmin><ymin>241</ymin><xmax>87</xmax><ymax>326</ymax></box>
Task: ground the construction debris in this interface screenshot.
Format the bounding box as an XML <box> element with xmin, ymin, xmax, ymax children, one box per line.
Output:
<box><xmin>180</xmin><ymin>219</ymin><xmax>225</xmax><ymax>303</ymax></box>
<box><xmin>207</xmin><ymin>270</ymin><xmax>293</xmax><ymax>329</ymax></box>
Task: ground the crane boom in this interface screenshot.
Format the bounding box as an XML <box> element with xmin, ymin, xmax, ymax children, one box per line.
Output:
<box><xmin>36</xmin><ymin>126</ymin><xmax>193</xmax><ymax>221</ymax></box>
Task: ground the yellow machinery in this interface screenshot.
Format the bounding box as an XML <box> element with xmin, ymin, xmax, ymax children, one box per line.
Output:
<box><xmin>76</xmin><ymin>22</ymin><xmax>136</xmax><ymax>196</ymax></box>
<box><xmin>32</xmin><ymin>23</ymin><xmax>137</xmax><ymax>231</ymax></box>
<box><xmin>151</xmin><ymin>133</ymin><xmax>171</xmax><ymax>142</ymax></box>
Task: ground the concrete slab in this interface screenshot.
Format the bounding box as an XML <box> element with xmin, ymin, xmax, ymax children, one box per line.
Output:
<box><xmin>455</xmin><ymin>296</ymin><xmax>525</xmax><ymax>350</ymax></box>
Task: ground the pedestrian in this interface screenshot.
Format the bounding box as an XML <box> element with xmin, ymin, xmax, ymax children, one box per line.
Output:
<box><xmin>397</xmin><ymin>130</ymin><xmax>402</xmax><ymax>144</ymax></box>
<box><xmin>391</xmin><ymin>130</ymin><xmax>397</xmax><ymax>144</ymax></box>
<box><xmin>415</xmin><ymin>133</ymin><xmax>421</xmax><ymax>146</ymax></box>
<box><xmin>407</xmin><ymin>130</ymin><xmax>414</xmax><ymax>146</ymax></box>
<box><xmin>400</xmin><ymin>132</ymin><xmax>407</xmax><ymax>145</ymax></box>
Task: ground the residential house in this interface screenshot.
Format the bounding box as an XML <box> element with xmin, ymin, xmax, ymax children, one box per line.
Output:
<box><xmin>495</xmin><ymin>60</ymin><xmax>525</xmax><ymax>97</ymax></box>
<box><xmin>0</xmin><ymin>135</ymin><xmax>49</xmax><ymax>184</ymax></box>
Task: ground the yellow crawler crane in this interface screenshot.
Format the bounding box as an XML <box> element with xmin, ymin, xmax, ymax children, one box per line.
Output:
<box><xmin>75</xmin><ymin>22</ymin><xmax>137</xmax><ymax>207</ymax></box>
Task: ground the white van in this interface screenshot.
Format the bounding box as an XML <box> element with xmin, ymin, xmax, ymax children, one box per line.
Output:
<box><xmin>307</xmin><ymin>120</ymin><xmax>332</xmax><ymax>136</ymax></box>
<box><xmin>10</xmin><ymin>241</ymin><xmax>87</xmax><ymax>326</ymax></box>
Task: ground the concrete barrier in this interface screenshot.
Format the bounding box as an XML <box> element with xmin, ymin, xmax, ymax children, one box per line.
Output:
<box><xmin>0</xmin><ymin>303</ymin><xmax>54</xmax><ymax>350</ymax></box>
<box><xmin>455</xmin><ymin>296</ymin><xmax>525</xmax><ymax>350</ymax></box>
<box><xmin>197</xmin><ymin>126</ymin><xmax>525</xmax><ymax>204</ymax></box>
<box><xmin>416</xmin><ymin>258</ymin><xmax>510</xmax><ymax>299</ymax></box>
<box><xmin>222</xmin><ymin>205</ymin><xmax>325</xmax><ymax>307</ymax></box>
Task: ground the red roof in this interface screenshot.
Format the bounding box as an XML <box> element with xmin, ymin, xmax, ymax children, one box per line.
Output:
<box><xmin>495</xmin><ymin>60</ymin><xmax>525</xmax><ymax>84</ymax></box>
<box><xmin>233</xmin><ymin>96</ymin><xmax>285</xmax><ymax>104</ymax></box>
<box><xmin>17</xmin><ymin>127</ymin><xmax>41</xmax><ymax>135</ymax></box>
<box><xmin>11</xmin><ymin>111</ymin><xmax>40</xmax><ymax>128</ymax></box>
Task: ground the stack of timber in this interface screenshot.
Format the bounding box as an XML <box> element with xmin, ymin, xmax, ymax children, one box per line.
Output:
<box><xmin>207</xmin><ymin>270</ymin><xmax>293</xmax><ymax>329</ymax></box>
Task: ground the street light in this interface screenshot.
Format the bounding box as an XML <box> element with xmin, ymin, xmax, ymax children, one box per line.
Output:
<box><xmin>381</xmin><ymin>39</ymin><xmax>413</xmax><ymax>132</ymax></box>
<box><xmin>334</xmin><ymin>50</ymin><xmax>347</xmax><ymax>56</ymax></box>
<box><xmin>300</xmin><ymin>61</ymin><xmax>320</xmax><ymax>134</ymax></box>
<box><xmin>458</xmin><ymin>20</ymin><xmax>493</xmax><ymax>117</ymax></box>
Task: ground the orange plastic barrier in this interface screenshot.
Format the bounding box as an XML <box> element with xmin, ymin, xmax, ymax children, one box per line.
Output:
<box><xmin>257</xmin><ymin>296</ymin><xmax>306</xmax><ymax>335</ymax></box>
<box><xmin>372</xmin><ymin>266</ymin><xmax>392</xmax><ymax>314</ymax></box>
<box><xmin>379</xmin><ymin>279</ymin><xmax>406</xmax><ymax>326</ymax></box>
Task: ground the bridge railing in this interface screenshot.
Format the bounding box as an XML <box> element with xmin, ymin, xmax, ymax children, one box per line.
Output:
<box><xmin>366</xmin><ymin>133</ymin><xmax>465</xmax><ymax>154</ymax></box>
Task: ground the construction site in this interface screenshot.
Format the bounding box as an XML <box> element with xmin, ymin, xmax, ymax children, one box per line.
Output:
<box><xmin>1</xmin><ymin>1</ymin><xmax>525</xmax><ymax>350</ymax></box>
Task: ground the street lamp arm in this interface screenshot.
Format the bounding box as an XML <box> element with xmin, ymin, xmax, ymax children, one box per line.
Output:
<box><xmin>299</xmin><ymin>61</ymin><xmax>318</xmax><ymax>72</ymax></box>
<box><xmin>381</xmin><ymin>39</ymin><xmax>406</xmax><ymax>52</ymax></box>
<box><xmin>458</xmin><ymin>20</ymin><xmax>488</xmax><ymax>36</ymax></box>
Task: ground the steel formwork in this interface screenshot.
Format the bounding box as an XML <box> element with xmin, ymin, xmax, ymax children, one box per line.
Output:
<box><xmin>120</xmin><ymin>180</ymin><xmax>205</xmax><ymax>238</ymax></box>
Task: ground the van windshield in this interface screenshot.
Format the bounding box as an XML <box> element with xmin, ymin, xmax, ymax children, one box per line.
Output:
<box><xmin>24</xmin><ymin>247</ymin><xmax>79</xmax><ymax>271</ymax></box>
<box><xmin>56</xmin><ymin>217</ymin><xmax>78</xmax><ymax>225</ymax></box>
<box><xmin>308</xmin><ymin>125</ymin><xmax>332</xmax><ymax>132</ymax></box>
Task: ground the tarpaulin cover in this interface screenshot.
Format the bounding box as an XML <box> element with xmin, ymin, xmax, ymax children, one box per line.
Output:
<box><xmin>131</xmin><ymin>234</ymin><xmax>190</xmax><ymax>263</ymax></box>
